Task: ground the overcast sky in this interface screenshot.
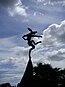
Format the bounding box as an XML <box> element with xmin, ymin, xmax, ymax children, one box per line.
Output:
<box><xmin>0</xmin><ymin>0</ymin><xmax>65</xmax><ymax>85</ymax></box>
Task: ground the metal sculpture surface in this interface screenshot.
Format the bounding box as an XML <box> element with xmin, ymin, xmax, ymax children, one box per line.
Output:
<box><xmin>22</xmin><ymin>28</ymin><xmax>42</xmax><ymax>59</ymax></box>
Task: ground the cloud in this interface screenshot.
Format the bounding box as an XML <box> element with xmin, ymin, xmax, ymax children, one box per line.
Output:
<box><xmin>0</xmin><ymin>0</ymin><xmax>27</xmax><ymax>16</ymax></box>
<box><xmin>22</xmin><ymin>0</ymin><xmax>64</xmax><ymax>25</ymax></box>
<box><xmin>8</xmin><ymin>5</ymin><xmax>27</xmax><ymax>17</ymax></box>
<box><xmin>42</xmin><ymin>20</ymin><xmax>65</xmax><ymax>47</ymax></box>
<box><xmin>37</xmin><ymin>0</ymin><xmax>65</xmax><ymax>5</ymax></box>
<box><xmin>10</xmin><ymin>46</ymin><xmax>29</xmax><ymax>58</ymax></box>
<box><xmin>32</xmin><ymin>20</ymin><xmax>65</xmax><ymax>67</ymax></box>
<box><xmin>44</xmin><ymin>49</ymin><xmax>65</xmax><ymax>61</ymax></box>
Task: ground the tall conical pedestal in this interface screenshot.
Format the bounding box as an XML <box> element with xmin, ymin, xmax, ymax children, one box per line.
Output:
<box><xmin>17</xmin><ymin>58</ymin><xmax>33</xmax><ymax>87</ymax></box>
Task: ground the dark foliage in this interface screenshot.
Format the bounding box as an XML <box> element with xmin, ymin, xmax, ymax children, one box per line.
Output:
<box><xmin>0</xmin><ymin>83</ymin><xmax>16</xmax><ymax>87</ymax></box>
<box><xmin>0</xmin><ymin>83</ymin><xmax>11</xmax><ymax>87</ymax></box>
<box><xmin>33</xmin><ymin>63</ymin><xmax>65</xmax><ymax>87</ymax></box>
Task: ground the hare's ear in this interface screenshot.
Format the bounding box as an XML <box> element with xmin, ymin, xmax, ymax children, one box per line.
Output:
<box><xmin>27</xmin><ymin>28</ymin><xmax>32</xmax><ymax>32</ymax></box>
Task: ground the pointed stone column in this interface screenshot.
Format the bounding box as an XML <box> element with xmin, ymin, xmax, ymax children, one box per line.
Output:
<box><xmin>17</xmin><ymin>58</ymin><xmax>33</xmax><ymax>87</ymax></box>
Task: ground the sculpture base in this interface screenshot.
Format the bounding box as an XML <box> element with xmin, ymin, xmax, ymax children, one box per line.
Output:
<box><xmin>17</xmin><ymin>58</ymin><xmax>33</xmax><ymax>87</ymax></box>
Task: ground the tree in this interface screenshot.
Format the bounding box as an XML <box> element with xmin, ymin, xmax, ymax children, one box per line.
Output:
<box><xmin>33</xmin><ymin>63</ymin><xmax>63</xmax><ymax>87</ymax></box>
<box><xmin>0</xmin><ymin>83</ymin><xmax>11</xmax><ymax>87</ymax></box>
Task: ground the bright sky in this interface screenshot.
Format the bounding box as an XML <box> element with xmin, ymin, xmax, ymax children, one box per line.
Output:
<box><xmin>0</xmin><ymin>0</ymin><xmax>65</xmax><ymax>85</ymax></box>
